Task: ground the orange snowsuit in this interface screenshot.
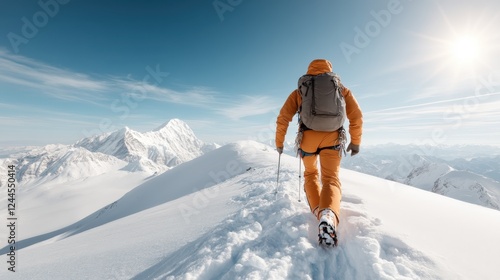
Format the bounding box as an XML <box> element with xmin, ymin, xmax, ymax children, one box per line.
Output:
<box><xmin>275</xmin><ymin>59</ymin><xmax>363</xmax><ymax>224</ymax></box>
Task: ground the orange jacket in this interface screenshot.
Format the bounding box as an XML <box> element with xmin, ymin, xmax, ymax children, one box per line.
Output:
<box><xmin>275</xmin><ymin>59</ymin><xmax>363</xmax><ymax>148</ymax></box>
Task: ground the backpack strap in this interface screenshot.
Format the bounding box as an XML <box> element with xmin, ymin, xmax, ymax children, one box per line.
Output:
<box><xmin>299</xmin><ymin>145</ymin><xmax>342</xmax><ymax>157</ymax></box>
<box><xmin>297</xmin><ymin>78</ymin><xmax>312</xmax><ymax>115</ymax></box>
<box><xmin>298</xmin><ymin>127</ymin><xmax>347</xmax><ymax>158</ymax></box>
<box><xmin>310</xmin><ymin>77</ymin><xmax>317</xmax><ymax>115</ymax></box>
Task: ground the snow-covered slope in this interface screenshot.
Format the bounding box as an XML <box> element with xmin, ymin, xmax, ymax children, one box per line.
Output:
<box><xmin>3</xmin><ymin>141</ymin><xmax>500</xmax><ymax>280</ymax></box>
<box><xmin>433</xmin><ymin>170</ymin><xmax>500</xmax><ymax>210</ymax></box>
<box><xmin>14</xmin><ymin>145</ymin><xmax>127</xmax><ymax>186</ymax></box>
<box><xmin>404</xmin><ymin>161</ymin><xmax>454</xmax><ymax>190</ymax></box>
<box><xmin>7</xmin><ymin>170</ymin><xmax>150</xmax><ymax>239</ymax></box>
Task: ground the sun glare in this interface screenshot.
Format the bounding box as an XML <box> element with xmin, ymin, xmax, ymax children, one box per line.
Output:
<box><xmin>450</xmin><ymin>36</ymin><xmax>482</xmax><ymax>65</ymax></box>
<box><xmin>409</xmin><ymin>6</ymin><xmax>495</xmax><ymax>83</ymax></box>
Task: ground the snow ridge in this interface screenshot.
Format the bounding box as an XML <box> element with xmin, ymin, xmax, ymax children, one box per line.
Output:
<box><xmin>138</xmin><ymin>187</ymin><xmax>442</xmax><ymax>280</ymax></box>
<box><xmin>131</xmin><ymin>142</ymin><xmax>451</xmax><ymax>280</ymax></box>
<box><xmin>433</xmin><ymin>171</ymin><xmax>500</xmax><ymax>210</ymax></box>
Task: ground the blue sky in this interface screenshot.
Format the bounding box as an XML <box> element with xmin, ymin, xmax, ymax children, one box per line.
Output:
<box><xmin>1</xmin><ymin>0</ymin><xmax>499</xmax><ymax>147</ymax></box>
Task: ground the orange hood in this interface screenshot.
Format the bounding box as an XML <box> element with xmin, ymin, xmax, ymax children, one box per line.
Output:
<box><xmin>306</xmin><ymin>59</ymin><xmax>333</xmax><ymax>75</ymax></box>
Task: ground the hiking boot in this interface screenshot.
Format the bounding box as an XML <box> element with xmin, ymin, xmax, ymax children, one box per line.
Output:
<box><xmin>318</xmin><ymin>209</ymin><xmax>338</xmax><ymax>246</ymax></box>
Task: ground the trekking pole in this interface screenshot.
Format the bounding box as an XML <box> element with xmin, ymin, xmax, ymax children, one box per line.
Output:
<box><xmin>275</xmin><ymin>153</ymin><xmax>281</xmax><ymax>197</ymax></box>
<box><xmin>298</xmin><ymin>156</ymin><xmax>302</xmax><ymax>202</ymax></box>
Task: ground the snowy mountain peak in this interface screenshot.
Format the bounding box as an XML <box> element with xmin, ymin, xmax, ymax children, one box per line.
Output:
<box><xmin>150</xmin><ymin>119</ymin><xmax>198</xmax><ymax>143</ymax></box>
<box><xmin>153</xmin><ymin>118</ymin><xmax>188</xmax><ymax>132</ymax></box>
<box><xmin>5</xmin><ymin>119</ymin><xmax>216</xmax><ymax>185</ymax></box>
<box><xmin>75</xmin><ymin>119</ymin><xmax>214</xmax><ymax>173</ymax></box>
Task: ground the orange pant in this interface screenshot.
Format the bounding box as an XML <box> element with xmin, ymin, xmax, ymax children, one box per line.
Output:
<box><xmin>301</xmin><ymin>130</ymin><xmax>342</xmax><ymax>224</ymax></box>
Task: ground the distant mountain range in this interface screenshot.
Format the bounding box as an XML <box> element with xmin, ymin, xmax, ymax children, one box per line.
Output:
<box><xmin>75</xmin><ymin>119</ymin><xmax>217</xmax><ymax>172</ymax></box>
<box><xmin>1</xmin><ymin>120</ymin><xmax>498</xmax><ymax>212</ymax></box>
<box><xmin>0</xmin><ymin>119</ymin><xmax>217</xmax><ymax>187</ymax></box>
<box><xmin>341</xmin><ymin>146</ymin><xmax>500</xmax><ymax>210</ymax></box>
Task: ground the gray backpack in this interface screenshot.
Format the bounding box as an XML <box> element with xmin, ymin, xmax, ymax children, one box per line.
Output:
<box><xmin>298</xmin><ymin>72</ymin><xmax>346</xmax><ymax>132</ymax></box>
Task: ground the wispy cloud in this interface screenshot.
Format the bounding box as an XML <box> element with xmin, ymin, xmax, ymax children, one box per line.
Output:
<box><xmin>0</xmin><ymin>49</ymin><xmax>289</xmax><ymax>143</ymax></box>
<box><xmin>0</xmin><ymin>49</ymin><xmax>109</xmax><ymax>95</ymax></box>
<box><xmin>0</xmin><ymin>108</ymin><xmax>110</xmax><ymax>128</ymax></box>
<box><xmin>115</xmin><ymin>79</ymin><xmax>218</xmax><ymax>107</ymax></box>
<box><xmin>366</xmin><ymin>92</ymin><xmax>500</xmax><ymax>114</ymax></box>
<box><xmin>407</xmin><ymin>86</ymin><xmax>454</xmax><ymax>102</ymax></box>
<box><xmin>365</xmin><ymin>93</ymin><xmax>500</xmax><ymax>135</ymax></box>
<box><xmin>0</xmin><ymin>49</ymin><xmax>256</xmax><ymax>113</ymax></box>
<box><xmin>0</xmin><ymin>102</ymin><xmax>21</xmax><ymax>109</ymax></box>
<box><xmin>215</xmin><ymin>95</ymin><xmax>281</xmax><ymax>120</ymax></box>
